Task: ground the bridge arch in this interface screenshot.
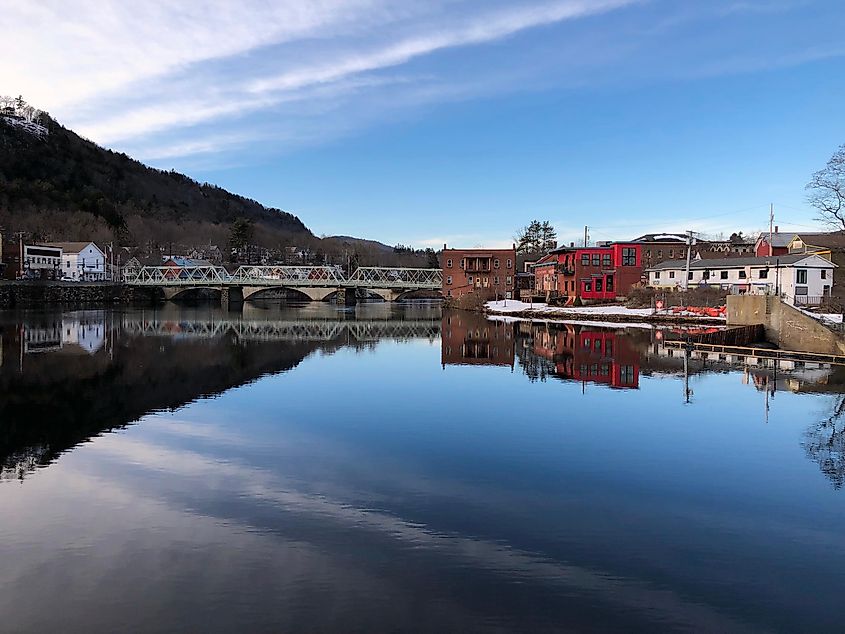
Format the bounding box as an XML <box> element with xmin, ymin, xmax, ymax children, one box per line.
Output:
<box><xmin>163</xmin><ymin>286</ymin><xmax>222</xmax><ymax>301</ymax></box>
<box><xmin>242</xmin><ymin>286</ymin><xmax>337</xmax><ymax>302</ymax></box>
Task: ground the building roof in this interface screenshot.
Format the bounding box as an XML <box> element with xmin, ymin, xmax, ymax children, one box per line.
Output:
<box><xmin>646</xmin><ymin>253</ymin><xmax>835</xmax><ymax>271</ymax></box>
<box><xmin>793</xmin><ymin>231</ymin><xmax>845</xmax><ymax>250</ymax></box>
<box><xmin>44</xmin><ymin>241</ymin><xmax>100</xmax><ymax>254</ymax></box>
<box><xmin>631</xmin><ymin>233</ymin><xmax>689</xmax><ymax>243</ymax></box>
<box><xmin>755</xmin><ymin>232</ymin><xmax>794</xmax><ymax>248</ymax></box>
<box><xmin>164</xmin><ymin>256</ymin><xmax>213</xmax><ymax>267</ymax></box>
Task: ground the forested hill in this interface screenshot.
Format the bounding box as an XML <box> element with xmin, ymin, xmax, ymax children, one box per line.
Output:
<box><xmin>0</xmin><ymin>108</ymin><xmax>311</xmax><ymax>248</ymax></box>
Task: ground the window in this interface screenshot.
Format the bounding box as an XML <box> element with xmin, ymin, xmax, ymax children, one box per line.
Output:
<box><xmin>446</xmin><ymin>258</ymin><xmax>452</xmax><ymax>268</ymax></box>
<box><xmin>494</xmin><ymin>276</ymin><xmax>499</xmax><ymax>285</ymax></box>
<box><xmin>720</xmin><ymin>271</ymin><xmax>728</xmax><ymax>280</ymax></box>
<box><xmin>688</xmin><ymin>272</ymin><xmax>693</xmax><ymax>280</ymax></box>
<box><xmin>446</xmin><ymin>276</ymin><xmax>452</xmax><ymax>285</ymax></box>
<box><xmin>592</xmin><ymin>254</ymin><xmax>600</xmax><ymax>266</ymax></box>
<box><xmin>506</xmin><ymin>259</ymin><xmax>512</xmax><ymax>268</ymax></box>
<box><xmin>702</xmin><ymin>270</ymin><xmax>710</xmax><ymax>280</ymax></box>
<box><xmin>595</xmin><ymin>278</ymin><xmax>603</xmax><ymax>292</ymax></box>
<box><xmin>669</xmin><ymin>271</ymin><xmax>675</xmax><ymax>279</ymax></box>
<box><xmin>467</xmin><ymin>275</ymin><xmax>473</xmax><ymax>284</ymax></box>
<box><xmin>606</xmin><ymin>276</ymin><xmax>614</xmax><ymax>291</ymax></box>
<box><xmin>584</xmin><ymin>281</ymin><xmax>592</xmax><ymax>292</ymax></box>
<box><xmin>581</xmin><ymin>254</ymin><xmax>590</xmax><ymax>265</ymax></box>
<box><xmin>657</xmin><ymin>250</ymin><xmax>662</xmax><ymax>259</ymax></box>
<box><xmin>797</xmin><ymin>269</ymin><xmax>807</xmax><ymax>284</ymax></box>
<box><xmin>622</xmin><ymin>248</ymin><xmax>636</xmax><ymax>266</ymax></box>
<box><xmin>821</xmin><ymin>269</ymin><xmax>827</xmax><ymax>279</ymax></box>
<box><xmin>602</xmin><ymin>254</ymin><xmax>611</xmax><ymax>267</ymax></box>
<box><xmin>620</xmin><ymin>365</ymin><xmax>635</xmax><ymax>384</ymax></box>
<box><xmin>738</xmin><ymin>270</ymin><xmax>747</xmax><ymax>279</ymax></box>
<box><xmin>669</xmin><ymin>249</ymin><xmax>674</xmax><ymax>258</ymax></box>
<box><xmin>759</xmin><ymin>269</ymin><xmax>768</xmax><ymax>279</ymax></box>
<box><xmin>460</xmin><ymin>259</ymin><xmax>465</xmax><ymax>269</ymax></box>
<box><xmin>646</xmin><ymin>249</ymin><xmax>651</xmax><ymax>257</ymax></box>
<box><xmin>654</xmin><ymin>271</ymin><xmax>661</xmax><ymax>279</ymax></box>
<box><xmin>506</xmin><ymin>276</ymin><xmax>512</xmax><ymax>285</ymax></box>
<box><xmin>494</xmin><ymin>258</ymin><xmax>500</xmax><ymax>269</ymax></box>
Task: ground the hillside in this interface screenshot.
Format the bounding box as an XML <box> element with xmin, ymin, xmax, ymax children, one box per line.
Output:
<box><xmin>0</xmin><ymin>105</ymin><xmax>311</xmax><ymax>250</ymax></box>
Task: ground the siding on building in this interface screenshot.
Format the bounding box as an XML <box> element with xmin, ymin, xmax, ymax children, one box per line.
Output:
<box><xmin>532</xmin><ymin>243</ymin><xmax>643</xmax><ymax>303</ymax></box>
<box><xmin>440</xmin><ymin>245</ymin><xmax>517</xmax><ymax>299</ymax></box>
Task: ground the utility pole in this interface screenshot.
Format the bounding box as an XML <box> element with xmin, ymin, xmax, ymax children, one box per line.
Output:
<box><xmin>683</xmin><ymin>230</ymin><xmax>694</xmax><ymax>291</ymax></box>
<box><xmin>769</xmin><ymin>203</ymin><xmax>774</xmax><ymax>257</ymax></box>
<box><xmin>583</xmin><ymin>226</ymin><xmax>588</xmax><ymax>248</ymax></box>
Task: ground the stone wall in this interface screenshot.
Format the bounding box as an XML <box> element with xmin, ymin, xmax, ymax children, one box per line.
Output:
<box><xmin>0</xmin><ymin>282</ymin><xmax>160</xmax><ymax>308</ymax></box>
<box><xmin>727</xmin><ymin>295</ymin><xmax>845</xmax><ymax>354</ymax></box>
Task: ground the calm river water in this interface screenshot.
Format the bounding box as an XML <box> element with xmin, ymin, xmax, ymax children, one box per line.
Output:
<box><xmin>1</xmin><ymin>302</ymin><xmax>844</xmax><ymax>632</ymax></box>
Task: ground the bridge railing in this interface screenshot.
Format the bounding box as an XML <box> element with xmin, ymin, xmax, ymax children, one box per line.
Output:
<box><xmin>347</xmin><ymin>267</ymin><xmax>442</xmax><ymax>288</ymax></box>
<box><xmin>230</xmin><ymin>265</ymin><xmax>346</xmax><ymax>286</ymax></box>
<box><xmin>123</xmin><ymin>266</ymin><xmax>231</xmax><ymax>285</ymax></box>
<box><xmin>123</xmin><ymin>265</ymin><xmax>442</xmax><ymax>289</ymax></box>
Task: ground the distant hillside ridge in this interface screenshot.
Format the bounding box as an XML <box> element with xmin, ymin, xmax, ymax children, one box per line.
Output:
<box><xmin>0</xmin><ymin>101</ymin><xmax>311</xmax><ymax>248</ymax></box>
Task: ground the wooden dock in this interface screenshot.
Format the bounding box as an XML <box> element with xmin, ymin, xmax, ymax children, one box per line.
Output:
<box><xmin>662</xmin><ymin>340</ymin><xmax>845</xmax><ymax>366</ymax></box>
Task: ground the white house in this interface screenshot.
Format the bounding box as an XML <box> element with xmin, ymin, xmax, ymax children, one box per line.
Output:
<box><xmin>22</xmin><ymin>244</ymin><xmax>62</xmax><ymax>279</ymax></box>
<box><xmin>646</xmin><ymin>254</ymin><xmax>835</xmax><ymax>305</ymax></box>
<box><xmin>47</xmin><ymin>242</ymin><xmax>106</xmax><ymax>281</ymax></box>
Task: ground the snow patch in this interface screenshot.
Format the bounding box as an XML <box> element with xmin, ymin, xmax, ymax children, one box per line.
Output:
<box><xmin>2</xmin><ymin>116</ymin><xmax>48</xmax><ymax>137</ymax></box>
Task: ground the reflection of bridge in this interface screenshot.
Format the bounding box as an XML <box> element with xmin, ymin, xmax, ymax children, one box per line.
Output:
<box><xmin>124</xmin><ymin>266</ymin><xmax>442</xmax><ymax>303</ymax></box>
<box><xmin>122</xmin><ymin>318</ymin><xmax>441</xmax><ymax>342</ymax></box>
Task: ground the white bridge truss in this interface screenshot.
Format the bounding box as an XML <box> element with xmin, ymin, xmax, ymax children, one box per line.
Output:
<box><xmin>124</xmin><ymin>266</ymin><xmax>442</xmax><ymax>289</ymax></box>
<box><xmin>121</xmin><ymin>318</ymin><xmax>441</xmax><ymax>342</ymax></box>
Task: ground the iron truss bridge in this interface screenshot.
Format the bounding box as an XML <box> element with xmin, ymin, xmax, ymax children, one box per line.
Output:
<box><xmin>124</xmin><ymin>266</ymin><xmax>442</xmax><ymax>289</ymax></box>
<box><xmin>121</xmin><ymin>318</ymin><xmax>441</xmax><ymax>342</ymax></box>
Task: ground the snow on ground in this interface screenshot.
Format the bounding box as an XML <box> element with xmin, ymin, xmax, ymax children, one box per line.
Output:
<box><xmin>487</xmin><ymin>314</ymin><xmax>655</xmax><ymax>329</ymax></box>
<box><xmin>796</xmin><ymin>306</ymin><xmax>844</xmax><ymax>325</ymax></box>
<box><xmin>486</xmin><ymin>300</ymin><xmax>654</xmax><ymax>317</ymax></box>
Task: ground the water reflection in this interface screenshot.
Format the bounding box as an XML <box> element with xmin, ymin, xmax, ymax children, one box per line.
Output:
<box><xmin>3</xmin><ymin>305</ymin><xmax>845</xmax><ymax>631</ymax></box>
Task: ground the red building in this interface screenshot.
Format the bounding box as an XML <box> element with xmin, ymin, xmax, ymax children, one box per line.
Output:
<box><xmin>441</xmin><ymin>245</ymin><xmax>516</xmax><ymax>299</ymax></box>
<box><xmin>754</xmin><ymin>227</ymin><xmax>791</xmax><ymax>257</ymax></box>
<box><xmin>531</xmin><ymin>324</ymin><xmax>639</xmax><ymax>389</ymax></box>
<box><xmin>533</xmin><ymin>243</ymin><xmax>642</xmax><ymax>303</ymax></box>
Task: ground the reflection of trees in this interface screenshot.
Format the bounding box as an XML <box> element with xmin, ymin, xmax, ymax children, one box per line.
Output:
<box><xmin>803</xmin><ymin>395</ymin><xmax>845</xmax><ymax>489</ymax></box>
<box><xmin>514</xmin><ymin>339</ymin><xmax>556</xmax><ymax>383</ymax></box>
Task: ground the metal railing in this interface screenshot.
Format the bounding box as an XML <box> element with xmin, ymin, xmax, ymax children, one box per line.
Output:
<box><xmin>123</xmin><ymin>265</ymin><xmax>442</xmax><ymax>289</ymax></box>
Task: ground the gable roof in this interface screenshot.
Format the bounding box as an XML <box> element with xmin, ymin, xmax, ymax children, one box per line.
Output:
<box><xmin>646</xmin><ymin>253</ymin><xmax>835</xmax><ymax>271</ymax></box>
<box><xmin>45</xmin><ymin>241</ymin><xmax>101</xmax><ymax>255</ymax></box>
<box><xmin>755</xmin><ymin>232</ymin><xmax>794</xmax><ymax>249</ymax></box>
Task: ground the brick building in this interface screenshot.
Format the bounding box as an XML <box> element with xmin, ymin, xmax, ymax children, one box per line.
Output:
<box><xmin>532</xmin><ymin>242</ymin><xmax>643</xmax><ymax>304</ymax></box>
<box><xmin>441</xmin><ymin>244</ymin><xmax>516</xmax><ymax>299</ymax></box>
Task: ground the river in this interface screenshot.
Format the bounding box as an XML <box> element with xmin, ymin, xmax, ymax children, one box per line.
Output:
<box><xmin>0</xmin><ymin>302</ymin><xmax>843</xmax><ymax>632</ymax></box>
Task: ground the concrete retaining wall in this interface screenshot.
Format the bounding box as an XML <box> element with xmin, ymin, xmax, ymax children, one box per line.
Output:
<box><xmin>727</xmin><ymin>295</ymin><xmax>845</xmax><ymax>355</ymax></box>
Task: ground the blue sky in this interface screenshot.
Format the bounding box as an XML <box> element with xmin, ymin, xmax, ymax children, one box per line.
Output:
<box><xmin>4</xmin><ymin>0</ymin><xmax>844</xmax><ymax>247</ymax></box>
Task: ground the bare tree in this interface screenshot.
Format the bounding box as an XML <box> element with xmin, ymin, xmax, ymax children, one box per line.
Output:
<box><xmin>807</xmin><ymin>144</ymin><xmax>845</xmax><ymax>230</ymax></box>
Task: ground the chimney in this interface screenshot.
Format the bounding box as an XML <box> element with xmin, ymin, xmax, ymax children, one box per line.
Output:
<box><xmin>774</xmin><ymin>226</ymin><xmax>778</xmax><ymax>234</ymax></box>
<box><xmin>570</xmin><ymin>241</ymin><xmax>574</xmax><ymax>248</ymax></box>
<box><xmin>443</xmin><ymin>243</ymin><xmax>447</xmax><ymax>250</ymax></box>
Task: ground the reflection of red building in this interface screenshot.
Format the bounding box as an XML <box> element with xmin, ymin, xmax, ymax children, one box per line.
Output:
<box><xmin>441</xmin><ymin>312</ymin><xmax>514</xmax><ymax>367</ymax></box>
<box><xmin>533</xmin><ymin>243</ymin><xmax>642</xmax><ymax>303</ymax></box>
<box><xmin>532</xmin><ymin>325</ymin><xmax>639</xmax><ymax>388</ymax></box>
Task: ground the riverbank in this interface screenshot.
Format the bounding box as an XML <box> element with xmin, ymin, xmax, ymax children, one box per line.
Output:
<box><xmin>485</xmin><ymin>300</ymin><xmax>727</xmax><ymax>325</ymax></box>
<box><xmin>0</xmin><ymin>281</ymin><xmax>155</xmax><ymax>308</ymax></box>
